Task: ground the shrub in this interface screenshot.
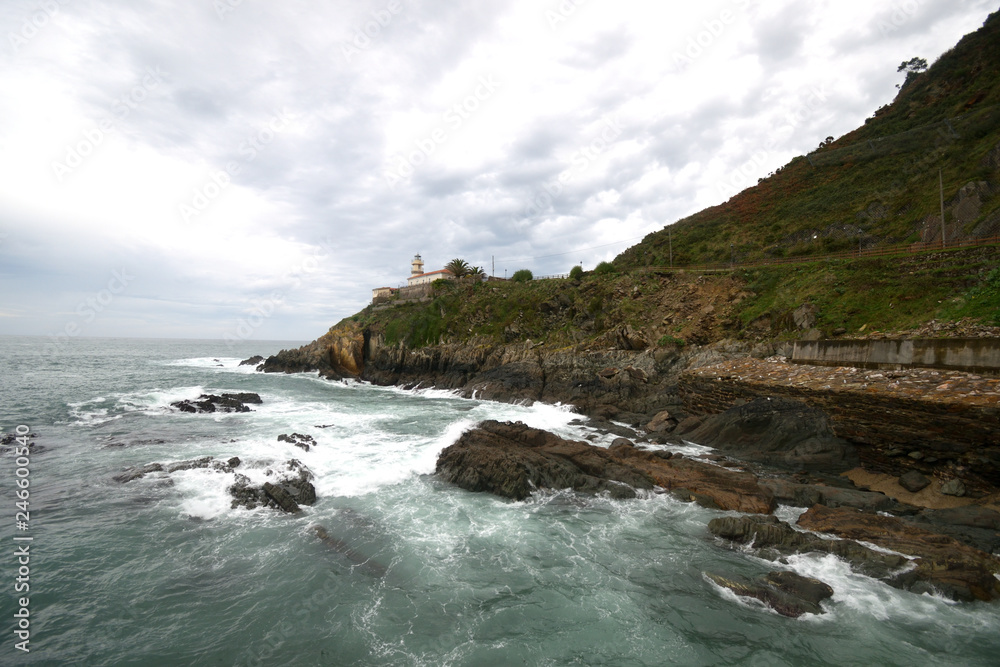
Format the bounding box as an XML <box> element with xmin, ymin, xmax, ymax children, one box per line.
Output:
<box><xmin>594</xmin><ymin>261</ymin><xmax>617</xmax><ymax>275</ymax></box>
<box><xmin>657</xmin><ymin>335</ymin><xmax>686</xmax><ymax>347</ymax></box>
<box><xmin>569</xmin><ymin>265</ymin><xmax>584</xmax><ymax>281</ymax></box>
<box><xmin>511</xmin><ymin>269</ymin><xmax>533</xmax><ymax>282</ymax></box>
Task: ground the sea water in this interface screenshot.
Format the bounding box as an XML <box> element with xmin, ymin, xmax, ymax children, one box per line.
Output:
<box><xmin>1</xmin><ymin>335</ymin><xmax>998</xmax><ymax>666</ymax></box>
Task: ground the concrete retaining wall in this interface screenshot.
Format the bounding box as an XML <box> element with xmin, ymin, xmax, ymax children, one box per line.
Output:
<box><xmin>792</xmin><ymin>338</ymin><xmax>1000</xmax><ymax>374</ymax></box>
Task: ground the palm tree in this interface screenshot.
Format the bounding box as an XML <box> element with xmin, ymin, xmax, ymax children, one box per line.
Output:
<box><xmin>468</xmin><ymin>266</ymin><xmax>486</xmax><ymax>281</ymax></box>
<box><xmin>445</xmin><ymin>258</ymin><xmax>470</xmax><ymax>279</ymax></box>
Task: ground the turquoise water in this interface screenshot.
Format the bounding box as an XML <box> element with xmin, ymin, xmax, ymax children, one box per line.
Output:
<box><xmin>1</xmin><ymin>335</ymin><xmax>999</xmax><ymax>666</ymax></box>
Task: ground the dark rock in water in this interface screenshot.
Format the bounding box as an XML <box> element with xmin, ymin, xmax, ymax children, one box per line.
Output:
<box><xmin>263</xmin><ymin>482</ymin><xmax>302</xmax><ymax>513</ymax></box>
<box><xmin>170</xmin><ymin>393</ymin><xmax>262</xmax><ymax>414</ymax></box>
<box><xmin>239</xmin><ymin>355</ymin><xmax>265</xmax><ymax>366</ymax></box>
<box><xmin>0</xmin><ymin>432</ymin><xmax>41</xmax><ymax>455</ymax></box>
<box><xmin>437</xmin><ymin>421</ymin><xmax>776</xmax><ymax>512</ymax></box>
<box><xmin>709</xmin><ymin>513</ymin><xmax>909</xmax><ymax>579</ymax></box>
<box><xmin>229</xmin><ymin>474</ymin><xmax>267</xmax><ymax>510</ymax></box>
<box><xmin>797</xmin><ymin>504</ymin><xmax>1000</xmax><ymax>601</ymax></box>
<box><xmin>682</xmin><ymin>398</ymin><xmax>858</xmax><ymax>472</ymax></box>
<box><xmin>166</xmin><ymin>456</ymin><xmax>213</xmax><ymax>473</ymax></box>
<box><xmin>898</xmin><ymin>470</ymin><xmax>931</xmax><ymax>493</ymax></box>
<box><xmin>227</xmin><ymin>457</ymin><xmax>241</xmax><ymax>468</ymax></box>
<box><xmin>586</xmin><ymin>418</ymin><xmax>639</xmax><ymax>440</ymax></box>
<box><xmin>102</xmin><ymin>438</ymin><xmax>166</xmax><ymax>449</ymax></box>
<box><xmin>114</xmin><ymin>462</ymin><xmax>165</xmax><ymax>483</ymax></box>
<box><xmin>278</xmin><ymin>433</ymin><xmax>317</xmax><ymax>451</ymax></box>
<box><xmin>312</xmin><ymin>525</ymin><xmax>387</xmax><ymax>577</ymax></box>
<box><xmin>705</xmin><ymin>570</ymin><xmax>833</xmax><ymax>618</ymax></box>
<box><xmin>225</xmin><ymin>392</ymin><xmax>263</xmax><ymax>404</ymax></box>
<box><xmin>436</xmin><ymin>420</ymin><xmax>654</xmax><ymax>501</ymax></box>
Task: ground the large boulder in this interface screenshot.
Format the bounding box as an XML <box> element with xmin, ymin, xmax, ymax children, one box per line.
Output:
<box><xmin>682</xmin><ymin>397</ymin><xmax>858</xmax><ymax>472</ymax></box>
<box><xmin>436</xmin><ymin>421</ymin><xmax>776</xmax><ymax>512</ymax></box>
<box><xmin>436</xmin><ymin>420</ymin><xmax>654</xmax><ymax>500</ymax></box>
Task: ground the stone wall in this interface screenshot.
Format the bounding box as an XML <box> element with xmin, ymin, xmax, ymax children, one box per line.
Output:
<box><xmin>792</xmin><ymin>338</ymin><xmax>1000</xmax><ymax>374</ymax></box>
<box><xmin>678</xmin><ymin>358</ymin><xmax>1000</xmax><ymax>485</ymax></box>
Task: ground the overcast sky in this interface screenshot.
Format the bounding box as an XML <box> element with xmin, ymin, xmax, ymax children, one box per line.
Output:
<box><xmin>0</xmin><ymin>0</ymin><xmax>995</xmax><ymax>342</ymax></box>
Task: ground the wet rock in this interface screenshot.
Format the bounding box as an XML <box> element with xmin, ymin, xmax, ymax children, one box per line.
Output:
<box><xmin>166</xmin><ymin>456</ymin><xmax>213</xmax><ymax>473</ymax></box>
<box><xmin>761</xmin><ymin>479</ymin><xmax>915</xmax><ymax>514</ymax></box>
<box><xmin>797</xmin><ymin>504</ymin><xmax>1000</xmax><ymax>601</ymax></box>
<box><xmin>435</xmin><ymin>420</ymin><xmax>654</xmax><ymax>501</ymax></box>
<box><xmin>239</xmin><ymin>355</ymin><xmax>265</xmax><ymax>366</ymax></box>
<box><xmin>705</xmin><ymin>570</ymin><xmax>833</xmax><ymax>618</ymax></box>
<box><xmin>312</xmin><ymin>524</ymin><xmax>388</xmax><ymax>577</ymax></box>
<box><xmin>263</xmin><ymin>482</ymin><xmax>301</xmax><ymax>513</ymax></box>
<box><xmin>170</xmin><ymin>393</ymin><xmax>262</xmax><ymax>413</ymax></box>
<box><xmin>278</xmin><ymin>433</ymin><xmax>317</xmax><ymax>451</ymax></box>
<box><xmin>227</xmin><ymin>457</ymin><xmax>241</xmax><ymax>468</ymax></box>
<box><xmin>437</xmin><ymin>421</ymin><xmax>776</xmax><ymax>512</ymax></box>
<box><xmin>229</xmin><ymin>474</ymin><xmax>267</xmax><ymax>510</ymax></box>
<box><xmin>113</xmin><ymin>462</ymin><xmax>165</xmax><ymax>483</ymax></box>
<box><xmin>0</xmin><ymin>432</ymin><xmax>40</xmax><ymax>455</ymax></box>
<box><xmin>898</xmin><ymin>470</ymin><xmax>931</xmax><ymax>492</ymax></box>
<box><xmin>709</xmin><ymin>514</ymin><xmax>908</xmax><ymax>579</ymax></box>
<box><xmin>681</xmin><ymin>398</ymin><xmax>858</xmax><ymax>472</ymax></box>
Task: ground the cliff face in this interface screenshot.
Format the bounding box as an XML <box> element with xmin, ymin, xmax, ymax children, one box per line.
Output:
<box><xmin>261</xmin><ymin>322</ymin><xmax>364</xmax><ymax>378</ymax></box>
<box><xmin>262</xmin><ymin>323</ymin><xmax>778</xmax><ymax>423</ymax></box>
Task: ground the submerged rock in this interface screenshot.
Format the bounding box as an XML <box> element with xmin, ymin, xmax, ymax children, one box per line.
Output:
<box><xmin>278</xmin><ymin>433</ymin><xmax>317</xmax><ymax>451</ymax></box>
<box><xmin>705</xmin><ymin>570</ymin><xmax>833</xmax><ymax>618</ymax></box>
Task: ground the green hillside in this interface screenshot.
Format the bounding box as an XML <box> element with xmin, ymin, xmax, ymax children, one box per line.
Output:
<box><xmin>616</xmin><ymin>9</ymin><xmax>1000</xmax><ymax>269</ymax></box>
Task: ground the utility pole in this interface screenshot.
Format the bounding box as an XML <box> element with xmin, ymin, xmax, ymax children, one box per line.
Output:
<box><xmin>939</xmin><ymin>169</ymin><xmax>946</xmax><ymax>249</ymax></box>
<box><xmin>492</xmin><ymin>255</ymin><xmax>495</xmax><ymax>278</ymax></box>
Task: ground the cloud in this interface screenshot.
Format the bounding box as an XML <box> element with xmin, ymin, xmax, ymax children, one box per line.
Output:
<box><xmin>0</xmin><ymin>0</ymin><xmax>994</xmax><ymax>340</ymax></box>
